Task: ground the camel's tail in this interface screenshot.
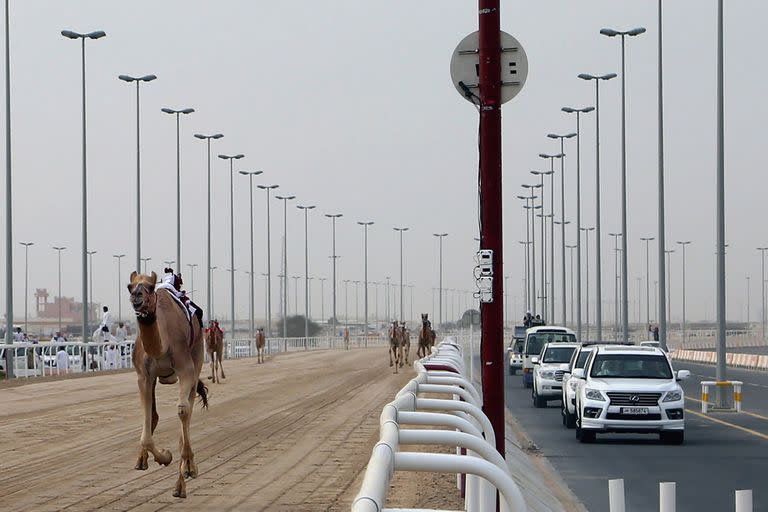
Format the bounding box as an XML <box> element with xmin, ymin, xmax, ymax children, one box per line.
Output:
<box><xmin>196</xmin><ymin>380</ymin><xmax>209</xmax><ymax>409</ymax></box>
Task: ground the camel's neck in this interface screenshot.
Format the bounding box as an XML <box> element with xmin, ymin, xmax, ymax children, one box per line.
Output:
<box><xmin>138</xmin><ymin>317</ymin><xmax>164</xmax><ymax>359</ymax></box>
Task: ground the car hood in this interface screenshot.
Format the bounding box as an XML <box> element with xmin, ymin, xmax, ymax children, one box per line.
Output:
<box><xmin>587</xmin><ymin>378</ymin><xmax>678</xmax><ymax>392</ymax></box>
<box><xmin>539</xmin><ymin>363</ymin><xmax>570</xmax><ymax>371</ymax></box>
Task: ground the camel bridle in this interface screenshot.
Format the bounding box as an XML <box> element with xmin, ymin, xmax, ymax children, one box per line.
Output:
<box><xmin>131</xmin><ymin>283</ymin><xmax>158</xmax><ymax>324</ymax></box>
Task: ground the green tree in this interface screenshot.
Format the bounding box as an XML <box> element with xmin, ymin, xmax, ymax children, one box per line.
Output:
<box><xmin>276</xmin><ymin>315</ymin><xmax>322</xmax><ymax>337</ymax></box>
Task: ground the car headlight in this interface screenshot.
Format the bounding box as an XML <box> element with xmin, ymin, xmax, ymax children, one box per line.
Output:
<box><xmin>540</xmin><ymin>370</ymin><xmax>555</xmax><ymax>380</ymax></box>
<box><xmin>584</xmin><ymin>388</ymin><xmax>605</xmax><ymax>402</ymax></box>
<box><xmin>663</xmin><ymin>390</ymin><xmax>683</xmax><ymax>402</ymax></box>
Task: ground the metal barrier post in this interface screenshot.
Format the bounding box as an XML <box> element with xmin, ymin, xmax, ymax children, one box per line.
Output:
<box><xmin>609</xmin><ymin>478</ymin><xmax>625</xmax><ymax>512</ymax></box>
<box><xmin>660</xmin><ymin>482</ymin><xmax>676</xmax><ymax>512</ymax></box>
<box><xmin>735</xmin><ymin>489</ymin><xmax>753</xmax><ymax>512</ymax></box>
<box><xmin>701</xmin><ymin>383</ymin><xmax>709</xmax><ymax>413</ymax></box>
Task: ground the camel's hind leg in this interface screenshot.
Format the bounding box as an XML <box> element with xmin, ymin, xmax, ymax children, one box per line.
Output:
<box><xmin>217</xmin><ymin>348</ymin><xmax>226</xmax><ymax>379</ymax></box>
<box><xmin>207</xmin><ymin>351</ymin><xmax>216</xmax><ymax>383</ymax></box>
<box><xmin>389</xmin><ymin>345</ymin><xmax>394</xmax><ymax>367</ymax></box>
<box><xmin>174</xmin><ymin>370</ymin><xmax>197</xmax><ymax>498</ymax></box>
<box><xmin>135</xmin><ymin>376</ymin><xmax>173</xmax><ymax>471</ymax></box>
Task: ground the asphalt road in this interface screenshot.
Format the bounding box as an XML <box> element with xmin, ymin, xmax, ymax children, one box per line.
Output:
<box><xmin>504</xmin><ymin>361</ymin><xmax>768</xmax><ymax>512</ymax></box>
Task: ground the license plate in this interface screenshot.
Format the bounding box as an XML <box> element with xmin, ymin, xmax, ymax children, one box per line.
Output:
<box><xmin>621</xmin><ymin>407</ymin><xmax>649</xmax><ymax>415</ymax></box>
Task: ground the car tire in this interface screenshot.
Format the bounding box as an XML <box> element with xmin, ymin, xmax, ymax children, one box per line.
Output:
<box><xmin>660</xmin><ymin>431</ymin><xmax>684</xmax><ymax>445</ymax></box>
<box><xmin>533</xmin><ymin>385</ymin><xmax>546</xmax><ymax>408</ymax></box>
<box><xmin>564</xmin><ymin>405</ymin><xmax>576</xmax><ymax>429</ymax></box>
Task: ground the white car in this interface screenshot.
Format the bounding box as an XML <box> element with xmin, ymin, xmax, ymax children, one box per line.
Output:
<box><xmin>522</xmin><ymin>325</ymin><xmax>577</xmax><ymax>388</ymax></box>
<box><xmin>508</xmin><ymin>338</ymin><xmax>524</xmax><ymax>375</ymax></box>
<box><xmin>561</xmin><ymin>344</ymin><xmax>598</xmax><ymax>428</ymax></box>
<box><xmin>532</xmin><ymin>342</ymin><xmax>579</xmax><ymax>408</ymax></box>
<box><xmin>573</xmin><ymin>345</ymin><xmax>689</xmax><ymax>444</ymax></box>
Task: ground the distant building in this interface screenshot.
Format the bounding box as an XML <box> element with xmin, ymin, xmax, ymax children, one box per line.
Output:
<box><xmin>34</xmin><ymin>288</ymin><xmax>99</xmax><ymax>331</ymax></box>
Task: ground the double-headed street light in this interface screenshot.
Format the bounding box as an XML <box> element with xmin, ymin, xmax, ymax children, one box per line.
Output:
<box><xmin>275</xmin><ymin>194</ymin><xmax>296</xmax><ymax>337</ymax></box>
<box><xmin>297</xmin><ymin>205</ymin><xmax>316</xmax><ymax>343</ymax></box>
<box><xmin>118</xmin><ymin>73</ymin><xmax>157</xmax><ymax>273</ymax></box>
<box><xmin>240</xmin><ymin>170</ymin><xmax>264</xmax><ymax>340</ymax></box>
<box><xmin>578</xmin><ymin>72</ymin><xmax>617</xmax><ymax>341</ymax></box>
<box><xmin>161</xmin><ymin>107</ymin><xmax>194</xmax><ymax>270</ymax></box>
<box><xmin>562</xmin><ymin>106</ymin><xmax>594</xmax><ymax>340</ymax></box>
<box><xmin>218</xmin><ymin>153</ymin><xmax>245</xmax><ymax>338</ymax></box>
<box><xmin>194</xmin><ymin>133</ymin><xmax>224</xmax><ymax>322</ymax></box>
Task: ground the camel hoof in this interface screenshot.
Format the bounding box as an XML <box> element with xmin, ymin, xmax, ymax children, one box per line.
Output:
<box><xmin>184</xmin><ymin>461</ymin><xmax>198</xmax><ymax>479</ymax></box>
<box><xmin>156</xmin><ymin>449</ymin><xmax>173</xmax><ymax>466</ymax></box>
<box><xmin>134</xmin><ymin>460</ymin><xmax>148</xmax><ymax>471</ymax></box>
<box><xmin>173</xmin><ymin>489</ymin><xmax>187</xmax><ymax>499</ymax></box>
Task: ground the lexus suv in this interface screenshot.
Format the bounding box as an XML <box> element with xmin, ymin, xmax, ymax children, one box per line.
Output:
<box><xmin>532</xmin><ymin>342</ymin><xmax>578</xmax><ymax>408</ymax></box>
<box><xmin>561</xmin><ymin>344</ymin><xmax>598</xmax><ymax>428</ymax></box>
<box><xmin>573</xmin><ymin>345</ymin><xmax>690</xmax><ymax>444</ymax></box>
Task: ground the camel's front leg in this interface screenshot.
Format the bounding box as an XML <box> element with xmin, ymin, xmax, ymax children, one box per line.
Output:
<box><xmin>135</xmin><ymin>377</ymin><xmax>172</xmax><ymax>471</ymax></box>
<box><xmin>217</xmin><ymin>350</ymin><xmax>226</xmax><ymax>379</ymax></box>
<box><xmin>389</xmin><ymin>346</ymin><xmax>394</xmax><ymax>367</ymax></box>
<box><xmin>174</xmin><ymin>373</ymin><xmax>197</xmax><ymax>498</ymax></box>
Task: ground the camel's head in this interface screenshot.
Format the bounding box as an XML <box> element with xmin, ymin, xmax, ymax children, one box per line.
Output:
<box><xmin>421</xmin><ymin>313</ymin><xmax>428</xmax><ymax>323</ymax></box>
<box><xmin>127</xmin><ymin>271</ymin><xmax>158</xmax><ymax>321</ymax></box>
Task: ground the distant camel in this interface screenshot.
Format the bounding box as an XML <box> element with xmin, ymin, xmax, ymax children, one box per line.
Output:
<box><xmin>418</xmin><ymin>313</ymin><xmax>436</xmax><ymax>359</ymax></box>
<box><xmin>400</xmin><ymin>322</ymin><xmax>411</xmax><ymax>367</ymax></box>
<box><xmin>256</xmin><ymin>327</ymin><xmax>266</xmax><ymax>364</ymax></box>
<box><xmin>204</xmin><ymin>321</ymin><xmax>225</xmax><ymax>383</ymax></box>
<box><xmin>388</xmin><ymin>320</ymin><xmax>403</xmax><ymax>373</ymax></box>
<box><xmin>128</xmin><ymin>271</ymin><xmax>208</xmax><ymax>499</ymax></box>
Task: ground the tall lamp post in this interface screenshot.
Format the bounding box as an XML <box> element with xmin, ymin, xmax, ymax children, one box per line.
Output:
<box><xmin>641</xmin><ymin>237</ymin><xmax>655</xmax><ymax>326</ymax></box>
<box><xmin>554</xmin><ymin>220</ymin><xmax>571</xmax><ymax>325</ymax></box>
<box><xmin>53</xmin><ymin>246</ymin><xmax>67</xmax><ymax>333</ymax></box>
<box><xmin>112</xmin><ymin>254</ymin><xmax>125</xmax><ymax>322</ymax></box>
<box><xmin>87</xmin><ymin>250</ymin><xmax>96</xmax><ymax>326</ymax></box>
<box><xmin>538</xmin><ymin>153</ymin><xmax>563</xmax><ymax>323</ymax></box>
<box><xmin>562</xmin><ymin>106</ymin><xmax>594</xmax><ymax>340</ymax></box>
<box><xmin>580</xmin><ymin>228</ymin><xmax>594</xmax><ymax>339</ymax></box>
<box><xmin>522</xmin><ymin>184</ymin><xmax>542</xmax><ymax>315</ymax></box>
<box><xmin>433</xmin><ymin>233</ymin><xmax>448</xmax><ymax>325</ymax></box>
<box><xmin>609</xmin><ymin>232</ymin><xmax>622</xmax><ymax>337</ymax></box>
<box><xmin>393</xmin><ymin>227</ymin><xmax>409</xmax><ymax>324</ymax></box>
<box><xmin>240</xmin><ymin>169</ymin><xmax>264</xmax><ymax>340</ymax></box>
<box><xmin>665</xmin><ymin>249</ymin><xmax>674</xmax><ymax>328</ymax></box>
<box><xmin>600</xmin><ymin>27</ymin><xmax>646</xmax><ymax>344</ymax></box>
<box><xmin>325</xmin><ymin>213</ymin><xmax>343</xmax><ymax>337</ymax></box>
<box><xmin>566</xmin><ymin>244</ymin><xmax>577</xmax><ymax>326</ymax></box>
<box><xmin>677</xmin><ymin>241</ymin><xmax>692</xmax><ymax>342</ymax></box>
<box><xmin>62</xmin><ymin>30</ymin><xmax>106</xmax><ymax>346</ymax></box>
<box><xmin>118</xmin><ymin>73</ymin><xmax>157</xmax><ymax>273</ymax></box>
<box><xmin>298</xmin><ymin>205</ymin><xmax>316</xmax><ymax>343</ymax></box>
<box><xmin>758</xmin><ymin>247</ymin><xmax>768</xmax><ymax>340</ymax></box>
<box><xmin>257</xmin><ymin>184</ymin><xmax>279</xmax><ymax>335</ymax></box>
<box><xmin>360</xmin><ymin>222</ymin><xmax>375</xmax><ymax>342</ymax></box>
<box><xmin>218</xmin><ymin>153</ymin><xmax>245</xmax><ymax>339</ymax></box>
<box><xmin>194</xmin><ymin>132</ymin><xmax>224</xmax><ymax>322</ymax></box>
<box><xmin>275</xmin><ymin>194</ymin><xmax>295</xmax><ymax>337</ymax></box>
<box><xmin>530</xmin><ymin>172</ymin><xmax>552</xmax><ymax>318</ymax></box>
<box><xmin>578</xmin><ymin>72</ymin><xmax>617</xmax><ymax>342</ymax></box>
<box><xmin>19</xmin><ymin>242</ymin><xmax>33</xmax><ymax>333</ymax></box>
<box><xmin>4</xmin><ymin>0</ymin><xmax>13</xmax><ymax>367</ymax></box>
<box><xmin>161</xmin><ymin>107</ymin><xmax>194</xmax><ymax>270</ymax></box>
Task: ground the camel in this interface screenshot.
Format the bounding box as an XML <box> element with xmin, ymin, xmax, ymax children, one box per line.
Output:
<box><xmin>204</xmin><ymin>321</ymin><xmax>225</xmax><ymax>383</ymax></box>
<box><xmin>400</xmin><ymin>322</ymin><xmax>411</xmax><ymax>367</ymax></box>
<box><xmin>128</xmin><ymin>271</ymin><xmax>208</xmax><ymax>499</ymax></box>
<box><xmin>418</xmin><ymin>313</ymin><xmax>436</xmax><ymax>359</ymax></box>
<box><xmin>256</xmin><ymin>327</ymin><xmax>266</xmax><ymax>364</ymax></box>
<box><xmin>388</xmin><ymin>320</ymin><xmax>403</xmax><ymax>373</ymax></box>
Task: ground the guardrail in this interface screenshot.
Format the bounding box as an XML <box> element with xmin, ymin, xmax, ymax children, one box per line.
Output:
<box><xmin>352</xmin><ymin>338</ymin><xmax>526</xmax><ymax>512</ymax></box>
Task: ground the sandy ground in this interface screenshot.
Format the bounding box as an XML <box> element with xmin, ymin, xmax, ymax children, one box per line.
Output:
<box><xmin>0</xmin><ymin>348</ymin><xmax>463</xmax><ymax>511</ymax></box>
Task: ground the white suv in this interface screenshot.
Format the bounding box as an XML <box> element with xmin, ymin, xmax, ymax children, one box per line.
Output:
<box><xmin>561</xmin><ymin>344</ymin><xmax>597</xmax><ymax>428</ymax></box>
<box><xmin>573</xmin><ymin>345</ymin><xmax>690</xmax><ymax>444</ymax></box>
<box><xmin>532</xmin><ymin>342</ymin><xmax>579</xmax><ymax>408</ymax></box>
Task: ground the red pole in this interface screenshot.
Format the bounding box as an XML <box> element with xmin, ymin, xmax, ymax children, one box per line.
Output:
<box><xmin>478</xmin><ymin>0</ymin><xmax>504</xmax><ymax>457</ymax></box>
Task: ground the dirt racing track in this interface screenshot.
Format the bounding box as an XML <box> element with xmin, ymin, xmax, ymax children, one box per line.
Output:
<box><xmin>0</xmin><ymin>348</ymin><xmax>462</xmax><ymax>511</ymax></box>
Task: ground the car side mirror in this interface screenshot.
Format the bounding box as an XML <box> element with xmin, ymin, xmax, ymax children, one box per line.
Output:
<box><xmin>676</xmin><ymin>369</ymin><xmax>690</xmax><ymax>381</ymax></box>
<box><xmin>531</xmin><ymin>356</ymin><xmax>539</xmax><ymax>365</ymax></box>
<box><xmin>571</xmin><ymin>368</ymin><xmax>585</xmax><ymax>379</ymax></box>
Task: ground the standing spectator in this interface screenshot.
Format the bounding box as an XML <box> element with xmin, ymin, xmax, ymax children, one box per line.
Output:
<box><xmin>56</xmin><ymin>346</ymin><xmax>70</xmax><ymax>374</ymax></box>
<box><xmin>101</xmin><ymin>306</ymin><xmax>113</xmax><ymax>332</ymax></box>
<box><xmin>653</xmin><ymin>326</ymin><xmax>660</xmax><ymax>342</ymax></box>
<box><xmin>115</xmin><ymin>322</ymin><xmax>127</xmax><ymax>342</ymax></box>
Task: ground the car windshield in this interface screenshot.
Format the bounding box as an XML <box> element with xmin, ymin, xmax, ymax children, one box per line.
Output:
<box><xmin>574</xmin><ymin>351</ymin><xmax>591</xmax><ymax>369</ymax></box>
<box><xmin>543</xmin><ymin>346</ymin><xmax>575</xmax><ymax>363</ymax></box>
<box><xmin>525</xmin><ymin>332</ymin><xmax>576</xmax><ymax>355</ymax></box>
<box><xmin>590</xmin><ymin>354</ymin><xmax>672</xmax><ymax>379</ymax></box>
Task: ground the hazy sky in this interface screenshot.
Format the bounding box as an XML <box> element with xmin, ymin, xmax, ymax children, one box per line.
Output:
<box><xmin>1</xmin><ymin>1</ymin><xmax>765</xmax><ymax>329</ymax></box>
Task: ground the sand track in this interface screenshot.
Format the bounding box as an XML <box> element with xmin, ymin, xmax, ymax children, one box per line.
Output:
<box><xmin>0</xmin><ymin>348</ymin><xmax>462</xmax><ymax>511</ymax></box>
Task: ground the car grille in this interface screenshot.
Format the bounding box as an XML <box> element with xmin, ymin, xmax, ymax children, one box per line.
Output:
<box><xmin>607</xmin><ymin>392</ymin><xmax>662</xmax><ymax>407</ymax></box>
<box><xmin>554</xmin><ymin>370</ymin><xmax>565</xmax><ymax>382</ymax></box>
<box><xmin>606</xmin><ymin>413</ymin><xmax>662</xmax><ymax>421</ymax></box>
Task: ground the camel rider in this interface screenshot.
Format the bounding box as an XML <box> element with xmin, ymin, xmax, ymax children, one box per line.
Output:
<box><xmin>158</xmin><ymin>268</ymin><xmax>204</xmax><ymax>327</ymax></box>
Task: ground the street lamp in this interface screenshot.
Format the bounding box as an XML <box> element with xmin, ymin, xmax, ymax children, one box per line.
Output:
<box><xmin>677</xmin><ymin>241</ymin><xmax>692</xmax><ymax>342</ymax></box>
<box><xmin>343</xmin><ymin>279</ymin><xmax>351</xmax><ymax>327</ymax></box>
<box><xmin>297</xmin><ymin>205</ymin><xmax>316</xmax><ymax>343</ymax></box>
<box><xmin>600</xmin><ymin>27</ymin><xmax>647</xmax><ymax>345</ymax></box>
<box><xmin>530</xmin><ymin>171</ymin><xmax>553</xmax><ymax>319</ymax></box>
<box><xmin>554</xmin><ymin>219</ymin><xmax>571</xmax><ymax>325</ymax></box>
<box><xmin>538</xmin><ymin>153</ymin><xmax>563</xmax><ymax>323</ymax></box>
<box><xmin>393</xmin><ymin>227</ymin><xmax>409</xmax><ymax>324</ymax></box>
<box><xmin>562</xmin><ymin>106</ymin><xmax>594</xmax><ymax>340</ymax></box>
<box><xmin>641</xmin><ymin>237</ymin><xmax>655</xmax><ymax>326</ymax></box>
<box><xmin>257</xmin><ymin>184</ymin><xmax>279</xmax><ymax>335</ymax></box>
<box><xmin>609</xmin><ymin>232</ymin><xmax>622</xmax><ymax>338</ymax></box>
<box><xmin>359</xmin><ymin>221</ymin><xmax>374</xmax><ymax>342</ymax></box>
<box><xmin>566</xmin><ymin>244</ymin><xmax>577</xmax><ymax>327</ymax></box>
<box><xmin>522</xmin><ymin>183</ymin><xmax>542</xmax><ymax>315</ymax></box>
<box><xmin>87</xmin><ymin>250</ymin><xmax>96</xmax><ymax>327</ymax></box>
<box><xmin>19</xmin><ymin>242</ymin><xmax>33</xmax><ymax>333</ymax></box>
<box><xmin>433</xmin><ymin>233</ymin><xmax>448</xmax><ymax>325</ymax></box>
<box><xmin>318</xmin><ymin>277</ymin><xmax>327</xmax><ymax>324</ymax></box>
<box><xmin>112</xmin><ymin>254</ymin><xmax>125</xmax><ymax>323</ymax></box>
<box><xmin>218</xmin><ymin>153</ymin><xmax>245</xmax><ymax>339</ymax></box>
<box><xmin>325</xmin><ymin>213</ymin><xmax>343</xmax><ymax>337</ymax></box>
<box><xmin>194</xmin><ymin>132</ymin><xmax>224</xmax><ymax>322</ymax></box>
<box><xmin>240</xmin><ymin>170</ymin><xmax>264</xmax><ymax>340</ymax></box>
<box><xmin>518</xmin><ymin>238</ymin><xmax>530</xmax><ymax>312</ymax></box>
<box><xmin>53</xmin><ymin>246</ymin><xmax>67</xmax><ymax>333</ymax></box>
<box><xmin>118</xmin><ymin>73</ymin><xmax>157</xmax><ymax>273</ymax></box>
<box><xmin>62</xmin><ymin>29</ymin><xmax>106</xmax><ymax>345</ymax></box>
<box><xmin>275</xmin><ymin>194</ymin><xmax>295</xmax><ymax>337</ymax></box>
<box><xmin>580</xmin><ymin>228</ymin><xmax>594</xmax><ymax>339</ymax></box>
<box><xmin>665</xmin><ymin>249</ymin><xmax>675</xmax><ymax>329</ymax></box>
<box><xmin>161</xmin><ymin>107</ymin><xmax>194</xmax><ymax>270</ymax></box>
<box><xmin>4</xmin><ymin>0</ymin><xmax>14</xmax><ymax>360</ymax></box>
<box><xmin>578</xmin><ymin>72</ymin><xmax>617</xmax><ymax>342</ymax></box>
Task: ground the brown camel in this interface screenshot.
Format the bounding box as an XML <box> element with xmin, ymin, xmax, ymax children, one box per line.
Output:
<box><xmin>128</xmin><ymin>271</ymin><xmax>208</xmax><ymax>499</ymax></box>
<box><xmin>256</xmin><ymin>327</ymin><xmax>266</xmax><ymax>364</ymax></box>
<box><xmin>400</xmin><ymin>322</ymin><xmax>411</xmax><ymax>367</ymax></box>
<box><xmin>388</xmin><ymin>320</ymin><xmax>403</xmax><ymax>373</ymax></box>
<box><xmin>204</xmin><ymin>320</ymin><xmax>225</xmax><ymax>383</ymax></box>
<box><xmin>417</xmin><ymin>313</ymin><xmax>436</xmax><ymax>359</ymax></box>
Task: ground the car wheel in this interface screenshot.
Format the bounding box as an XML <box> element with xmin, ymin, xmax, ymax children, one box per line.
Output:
<box><xmin>564</xmin><ymin>405</ymin><xmax>576</xmax><ymax>429</ymax></box>
<box><xmin>660</xmin><ymin>431</ymin><xmax>684</xmax><ymax>445</ymax></box>
<box><xmin>533</xmin><ymin>386</ymin><xmax>546</xmax><ymax>408</ymax></box>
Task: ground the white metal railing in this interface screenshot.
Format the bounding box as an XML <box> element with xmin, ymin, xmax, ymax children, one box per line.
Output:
<box><xmin>352</xmin><ymin>338</ymin><xmax>526</xmax><ymax>512</ymax></box>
